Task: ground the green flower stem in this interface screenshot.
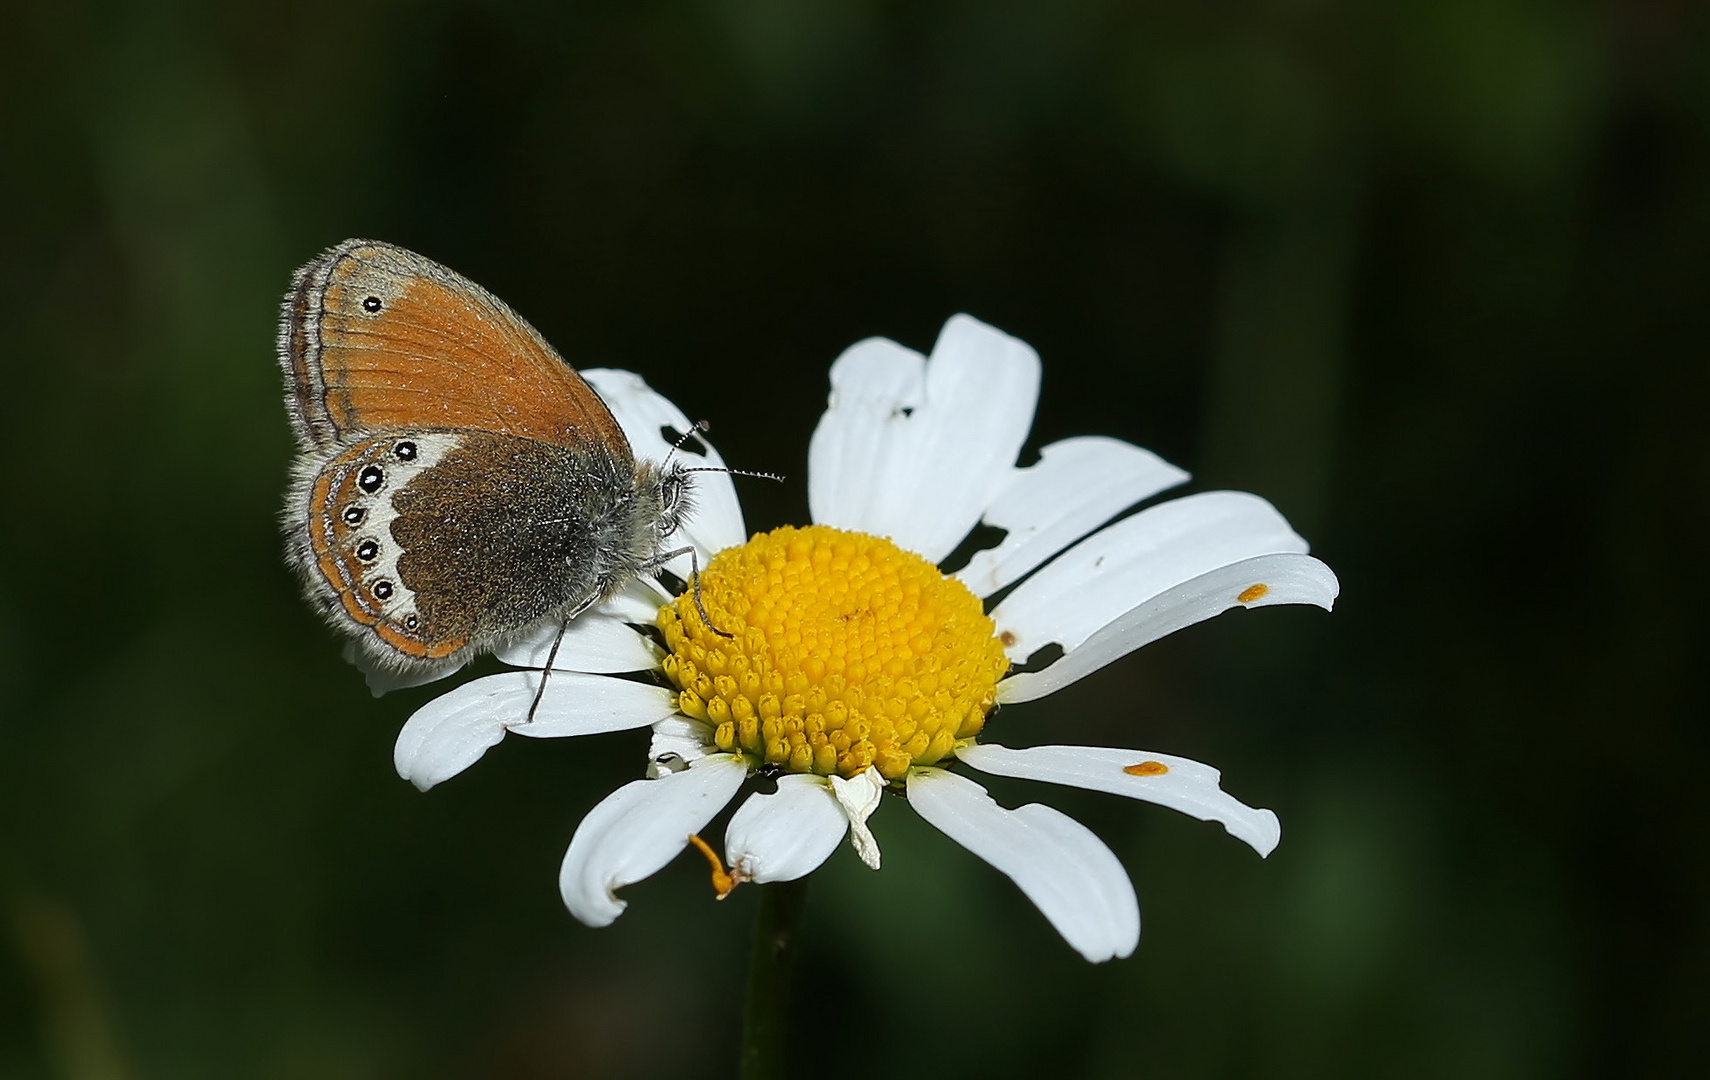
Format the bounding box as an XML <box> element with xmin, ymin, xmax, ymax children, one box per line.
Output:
<box><xmin>739</xmin><ymin>876</ymin><xmax>808</xmax><ymax>1080</ymax></box>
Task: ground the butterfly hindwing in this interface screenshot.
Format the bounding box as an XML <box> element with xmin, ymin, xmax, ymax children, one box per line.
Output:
<box><xmin>291</xmin><ymin>431</ymin><xmax>470</xmax><ymax>661</ymax></box>
<box><xmin>289</xmin><ymin>428</ymin><xmax>650</xmax><ymax>666</ymax></box>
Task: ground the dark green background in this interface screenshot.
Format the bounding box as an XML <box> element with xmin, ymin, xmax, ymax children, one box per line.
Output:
<box><xmin>2</xmin><ymin>2</ymin><xmax>1705</xmax><ymax>1077</ymax></box>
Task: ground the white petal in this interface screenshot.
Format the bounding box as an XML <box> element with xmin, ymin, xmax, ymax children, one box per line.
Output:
<box><xmin>598</xmin><ymin>576</ymin><xmax>674</xmax><ymax>624</ymax></box>
<box><xmin>581</xmin><ymin>368</ymin><xmax>747</xmax><ymax>573</ymax></box>
<box><xmin>955</xmin><ymin>743</ymin><xmax>1280</xmax><ymax>856</ymax></box>
<box><xmin>830</xmin><ymin>766</ymin><xmax>886</xmax><ymax>869</ymax></box>
<box><xmin>724</xmin><ymin>775</ymin><xmax>849</xmax><ymax>884</ymax></box>
<box><xmin>493</xmin><ymin>614</ymin><xmax>661</xmax><ymax>674</ymax></box>
<box><xmin>955</xmin><ymin>436</ymin><xmax>1189</xmax><ymax>597</ymax></box>
<box><xmin>343</xmin><ymin>641</ymin><xmax>464</xmax><ymax>697</ymax></box>
<box><xmin>393</xmin><ymin>671</ymin><xmax>676</xmax><ymax>791</ymax></box>
<box><xmin>907</xmin><ymin>767</ymin><xmax>1138</xmax><ymax>962</ymax></box>
<box><xmin>999</xmin><ymin>552</ymin><xmax>1339</xmax><ymax>703</ymax></box>
<box><xmin>992</xmin><ymin>491</ymin><xmax>1309</xmax><ymax>663</ymax></box>
<box><xmin>559</xmin><ymin>755</ymin><xmax>749</xmax><ymax>927</ymax></box>
<box><xmin>806</xmin><ymin>334</ymin><xmax>920</xmax><ymax>535</ymax></box>
<box><xmin>807</xmin><ymin>315</ymin><xmax>1041</xmax><ymax>563</ymax></box>
<box><xmin>646</xmin><ymin>716</ymin><xmax>716</xmax><ymax>776</ymax></box>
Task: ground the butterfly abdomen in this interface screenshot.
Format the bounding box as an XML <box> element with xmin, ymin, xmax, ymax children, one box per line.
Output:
<box><xmin>390</xmin><ymin>432</ymin><xmax>640</xmax><ymax>645</ymax></box>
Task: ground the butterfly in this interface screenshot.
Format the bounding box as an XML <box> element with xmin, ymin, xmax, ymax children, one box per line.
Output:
<box><xmin>277</xmin><ymin>239</ymin><xmax>698</xmax><ymax>674</ymax></box>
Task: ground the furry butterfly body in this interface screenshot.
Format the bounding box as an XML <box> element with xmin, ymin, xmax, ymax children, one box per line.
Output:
<box><xmin>279</xmin><ymin>239</ymin><xmax>690</xmax><ymax>672</ymax></box>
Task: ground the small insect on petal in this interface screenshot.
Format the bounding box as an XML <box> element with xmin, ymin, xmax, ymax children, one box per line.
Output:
<box><xmin>687</xmin><ymin>833</ymin><xmax>737</xmax><ymax>899</ymax></box>
<box><xmin>1237</xmin><ymin>583</ymin><xmax>1269</xmax><ymax>604</ymax></box>
<box><xmin>1123</xmin><ymin>760</ymin><xmax>1170</xmax><ymax>777</ymax></box>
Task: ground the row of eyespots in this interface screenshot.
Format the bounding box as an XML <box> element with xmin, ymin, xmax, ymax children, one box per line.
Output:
<box><xmin>340</xmin><ymin>436</ymin><xmax>423</xmax><ymax>543</ymax></box>
<box><xmin>339</xmin><ymin>438</ymin><xmax>424</xmax><ymax>631</ymax></box>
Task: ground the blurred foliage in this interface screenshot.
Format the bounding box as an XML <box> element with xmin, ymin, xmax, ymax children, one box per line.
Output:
<box><xmin>2</xmin><ymin>1</ymin><xmax>1706</xmax><ymax>1078</ymax></box>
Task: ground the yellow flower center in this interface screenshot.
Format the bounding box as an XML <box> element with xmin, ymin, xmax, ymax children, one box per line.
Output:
<box><xmin>658</xmin><ymin>525</ymin><xmax>1011</xmax><ymax>781</ymax></box>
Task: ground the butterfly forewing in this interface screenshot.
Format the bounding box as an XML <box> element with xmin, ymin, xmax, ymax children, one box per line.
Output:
<box><xmin>281</xmin><ymin>239</ymin><xmax>631</xmax><ymax>455</ymax></box>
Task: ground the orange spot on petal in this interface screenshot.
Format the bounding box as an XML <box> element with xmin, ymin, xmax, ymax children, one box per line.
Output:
<box><xmin>687</xmin><ymin>833</ymin><xmax>737</xmax><ymax>899</ymax></box>
<box><xmin>1237</xmin><ymin>583</ymin><xmax>1269</xmax><ymax>604</ymax></box>
<box><xmin>1123</xmin><ymin>760</ymin><xmax>1169</xmax><ymax>776</ymax></box>
<box><xmin>999</xmin><ymin>630</ymin><xmax>1017</xmax><ymax>647</ymax></box>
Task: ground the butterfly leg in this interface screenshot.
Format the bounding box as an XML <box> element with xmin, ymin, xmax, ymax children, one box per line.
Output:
<box><xmin>520</xmin><ymin>587</ymin><xmax>611</xmax><ymax>724</ymax></box>
<box><xmin>649</xmin><ymin>545</ymin><xmax>734</xmax><ymax>639</ymax></box>
<box><xmin>523</xmin><ymin>617</ymin><xmax>573</xmax><ymax>725</ymax></box>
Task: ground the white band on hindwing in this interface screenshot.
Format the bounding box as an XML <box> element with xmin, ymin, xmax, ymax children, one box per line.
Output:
<box><xmin>318</xmin><ymin>431</ymin><xmax>463</xmax><ymax>634</ymax></box>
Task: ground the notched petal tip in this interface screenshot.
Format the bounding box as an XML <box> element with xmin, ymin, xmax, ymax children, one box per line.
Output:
<box><xmin>808</xmin><ymin>314</ymin><xmax>1041</xmax><ymax>563</ymax></box>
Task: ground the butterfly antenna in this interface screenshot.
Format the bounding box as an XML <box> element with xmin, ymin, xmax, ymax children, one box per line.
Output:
<box><xmin>682</xmin><ymin>466</ymin><xmax>785</xmax><ymax>483</ymax></box>
<box><xmin>663</xmin><ymin>420</ymin><xmax>785</xmax><ymax>484</ymax></box>
<box><xmin>525</xmin><ymin>618</ymin><xmax>571</xmax><ymax>724</ymax></box>
<box><xmin>662</xmin><ymin>419</ymin><xmax>713</xmax><ymax>470</ymax></box>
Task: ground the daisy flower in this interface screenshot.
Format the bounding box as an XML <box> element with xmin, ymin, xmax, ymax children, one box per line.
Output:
<box><xmin>389</xmin><ymin>315</ymin><xmax>1339</xmax><ymax>963</ymax></box>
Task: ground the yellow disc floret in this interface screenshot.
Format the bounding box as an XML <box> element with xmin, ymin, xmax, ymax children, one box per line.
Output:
<box><xmin>658</xmin><ymin>525</ymin><xmax>1011</xmax><ymax>781</ymax></box>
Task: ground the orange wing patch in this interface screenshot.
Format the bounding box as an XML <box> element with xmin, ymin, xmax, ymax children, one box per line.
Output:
<box><xmin>281</xmin><ymin>240</ymin><xmax>630</xmax><ymax>456</ymax></box>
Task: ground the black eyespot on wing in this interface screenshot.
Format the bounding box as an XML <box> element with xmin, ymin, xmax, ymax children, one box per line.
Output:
<box><xmin>342</xmin><ymin>505</ymin><xmax>365</xmax><ymax>526</ymax></box>
<box><xmin>356</xmin><ymin>539</ymin><xmax>379</xmax><ymax>561</ymax></box>
<box><xmin>359</xmin><ymin>465</ymin><xmax>384</xmax><ymax>493</ymax></box>
<box><xmin>362</xmin><ymin>295</ymin><xmax>382</xmax><ymax>313</ymax></box>
<box><xmin>373</xmin><ymin>580</ymin><xmax>394</xmax><ymax>601</ymax></box>
<box><xmin>393</xmin><ymin>440</ymin><xmax>417</xmax><ymax>461</ymax></box>
<box><xmin>404</xmin><ymin>614</ymin><xmax>419</xmax><ymax>630</ymax></box>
